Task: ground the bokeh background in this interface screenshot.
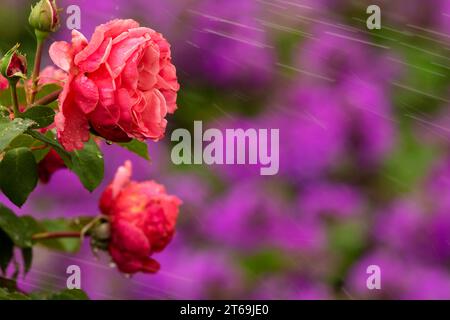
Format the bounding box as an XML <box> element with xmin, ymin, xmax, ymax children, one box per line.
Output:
<box><xmin>1</xmin><ymin>0</ymin><xmax>450</xmax><ymax>299</ymax></box>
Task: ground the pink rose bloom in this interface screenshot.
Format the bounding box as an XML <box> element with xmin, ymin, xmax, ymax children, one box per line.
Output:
<box><xmin>38</xmin><ymin>66</ymin><xmax>67</xmax><ymax>86</ymax></box>
<box><xmin>49</xmin><ymin>19</ymin><xmax>180</xmax><ymax>151</ymax></box>
<box><xmin>24</xmin><ymin>66</ymin><xmax>67</xmax><ymax>93</ymax></box>
<box><xmin>99</xmin><ymin>161</ymin><xmax>181</xmax><ymax>274</ymax></box>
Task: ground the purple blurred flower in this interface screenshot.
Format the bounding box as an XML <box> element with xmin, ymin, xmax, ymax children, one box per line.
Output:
<box><xmin>338</xmin><ymin>77</ymin><xmax>396</xmax><ymax>166</ymax></box>
<box><xmin>400</xmin><ymin>266</ymin><xmax>450</xmax><ymax>300</ymax></box>
<box><xmin>299</xmin><ymin>182</ymin><xmax>365</xmax><ymax>219</ymax></box>
<box><xmin>252</xmin><ymin>276</ymin><xmax>331</xmax><ymax>300</ymax></box>
<box><xmin>373</xmin><ymin>200</ymin><xmax>428</xmax><ymax>255</ymax></box>
<box><xmin>349</xmin><ymin>251</ymin><xmax>450</xmax><ymax>300</ymax></box>
<box><xmin>271</xmin><ymin>216</ymin><xmax>326</xmax><ymax>254</ymax></box>
<box><xmin>16</xmin><ymin>243</ymin><xmax>131</xmax><ymax>299</ymax></box>
<box><xmin>133</xmin><ymin>248</ymin><xmax>244</xmax><ymax>299</ymax></box>
<box><xmin>270</xmin><ymin>85</ymin><xmax>347</xmax><ymax>180</ymax></box>
<box><xmin>181</xmin><ymin>0</ymin><xmax>275</xmax><ymax>86</ymax></box>
<box><xmin>297</xmin><ymin>24</ymin><xmax>400</xmax><ymax>86</ymax></box>
<box><xmin>205</xmin><ymin>116</ymin><xmax>278</xmax><ymax>181</ymax></box>
<box><xmin>426</xmin><ymin>157</ymin><xmax>450</xmax><ymax>212</ymax></box>
<box><xmin>202</xmin><ymin>179</ymin><xmax>287</xmax><ymax>250</ymax></box>
<box><xmin>203</xmin><ymin>178</ymin><xmax>326</xmax><ymax>253</ymax></box>
<box><xmin>132</xmin><ymin>0</ymin><xmax>188</xmax><ymax>40</ymax></box>
<box><xmin>374</xmin><ymin>0</ymin><xmax>448</xmax><ymax>28</ymax></box>
<box><xmin>440</xmin><ymin>1</ymin><xmax>450</xmax><ymax>36</ymax></box>
<box><xmin>58</xmin><ymin>0</ymin><xmax>130</xmax><ymax>37</ymax></box>
<box><xmin>163</xmin><ymin>174</ymin><xmax>210</xmax><ymax>210</ymax></box>
<box><xmin>429</xmin><ymin>211</ymin><xmax>450</xmax><ymax>263</ymax></box>
<box><xmin>346</xmin><ymin>250</ymin><xmax>410</xmax><ymax>299</ymax></box>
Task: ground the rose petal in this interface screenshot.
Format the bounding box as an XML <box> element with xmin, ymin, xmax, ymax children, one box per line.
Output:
<box><xmin>73</xmin><ymin>74</ymin><xmax>99</xmax><ymax>114</ymax></box>
<box><xmin>111</xmin><ymin>220</ymin><xmax>150</xmax><ymax>255</ymax></box>
<box><xmin>77</xmin><ymin>37</ymin><xmax>112</xmax><ymax>73</ymax></box>
<box><xmin>49</xmin><ymin>41</ymin><xmax>73</xmax><ymax>72</ymax></box>
<box><xmin>108</xmin><ymin>36</ymin><xmax>149</xmax><ymax>78</ymax></box>
<box><xmin>71</xmin><ymin>29</ymin><xmax>88</xmax><ymax>54</ymax></box>
<box><xmin>75</xmin><ymin>19</ymin><xmax>139</xmax><ymax>66</ymax></box>
<box><xmin>131</xmin><ymin>90</ymin><xmax>167</xmax><ymax>140</ymax></box>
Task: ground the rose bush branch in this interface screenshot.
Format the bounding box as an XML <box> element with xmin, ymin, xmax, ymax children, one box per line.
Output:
<box><xmin>32</xmin><ymin>215</ymin><xmax>108</xmax><ymax>241</ymax></box>
<box><xmin>32</xmin><ymin>231</ymin><xmax>81</xmax><ymax>240</ymax></box>
<box><xmin>10</xmin><ymin>83</ymin><xmax>20</xmax><ymax>117</ymax></box>
<box><xmin>31</xmin><ymin>88</ymin><xmax>62</xmax><ymax>107</ymax></box>
<box><xmin>30</xmin><ymin>38</ymin><xmax>44</xmax><ymax>103</ymax></box>
<box><xmin>28</xmin><ymin>0</ymin><xmax>60</xmax><ymax>103</ymax></box>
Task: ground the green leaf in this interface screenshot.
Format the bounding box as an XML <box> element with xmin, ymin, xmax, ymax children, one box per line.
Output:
<box><xmin>0</xmin><ymin>230</ymin><xmax>13</xmax><ymax>273</ymax></box>
<box><xmin>71</xmin><ymin>139</ymin><xmax>104</xmax><ymax>192</ymax></box>
<box><xmin>19</xmin><ymin>216</ymin><xmax>38</xmax><ymax>274</ymax></box>
<box><xmin>21</xmin><ymin>248</ymin><xmax>32</xmax><ymax>274</ymax></box>
<box><xmin>26</xmin><ymin>130</ymin><xmax>71</xmax><ymax>165</ymax></box>
<box><xmin>6</xmin><ymin>134</ymin><xmax>50</xmax><ymax>163</ymax></box>
<box><xmin>0</xmin><ymin>287</ymin><xmax>30</xmax><ymax>300</ymax></box>
<box><xmin>20</xmin><ymin>215</ymin><xmax>42</xmax><ymax>241</ymax></box>
<box><xmin>0</xmin><ymin>117</ymin><xmax>35</xmax><ymax>151</ymax></box>
<box><xmin>0</xmin><ymin>287</ymin><xmax>88</xmax><ymax>300</ymax></box>
<box><xmin>0</xmin><ymin>276</ymin><xmax>18</xmax><ymax>292</ymax></box>
<box><xmin>382</xmin><ymin>123</ymin><xmax>440</xmax><ymax>197</ymax></box>
<box><xmin>0</xmin><ymin>148</ymin><xmax>38</xmax><ymax>207</ymax></box>
<box><xmin>0</xmin><ymin>205</ymin><xmax>33</xmax><ymax>248</ymax></box>
<box><xmin>118</xmin><ymin>140</ymin><xmax>150</xmax><ymax>160</ymax></box>
<box><xmin>7</xmin><ymin>134</ymin><xmax>35</xmax><ymax>149</ymax></box>
<box><xmin>33</xmin><ymin>147</ymin><xmax>51</xmax><ymax>163</ymax></box>
<box><xmin>21</xmin><ymin>106</ymin><xmax>55</xmax><ymax>129</ymax></box>
<box><xmin>48</xmin><ymin>289</ymin><xmax>89</xmax><ymax>300</ymax></box>
<box><xmin>240</xmin><ymin>250</ymin><xmax>293</xmax><ymax>280</ymax></box>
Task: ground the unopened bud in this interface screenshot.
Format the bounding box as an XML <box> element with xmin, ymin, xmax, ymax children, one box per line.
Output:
<box><xmin>91</xmin><ymin>222</ymin><xmax>111</xmax><ymax>241</ymax></box>
<box><xmin>0</xmin><ymin>44</ymin><xmax>27</xmax><ymax>83</ymax></box>
<box><xmin>29</xmin><ymin>0</ymin><xmax>60</xmax><ymax>35</ymax></box>
<box><xmin>89</xmin><ymin>221</ymin><xmax>111</xmax><ymax>251</ymax></box>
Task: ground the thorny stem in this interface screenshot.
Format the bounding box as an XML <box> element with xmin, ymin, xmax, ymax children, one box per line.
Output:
<box><xmin>31</xmin><ymin>88</ymin><xmax>62</xmax><ymax>107</ymax></box>
<box><xmin>30</xmin><ymin>144</ymin><xmax>49</xmax><ymax>151</ymax></box>
<box><xmin>25</xmin><ymin>129</ymin><xmax>71</xmax><ymax>162</ymax></box>
<box><xmin>32</xmin><ymin>231</ymin><xmax>82</xmax><ymax>241</ymax></box>
<box><xmin>10</xmin><ymin>83</ymin><xmax>20</xmax><ymax>117</ymax></box>
<box><xmin>30</xmin><ymin>38</ymin><xmax>44</xmax><ymax>104</ymax></box>
<box><xmin>31</xmin><ymin>215</ymin><xmax>109</xmax><ymax>241</ymax></box>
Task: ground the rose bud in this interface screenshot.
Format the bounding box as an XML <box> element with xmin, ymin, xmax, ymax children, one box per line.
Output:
<box><xmin>28</xmin><ymin>0</ymin><xmax>60</xmax><ymax>35</ymax></box>
<box><xmin>89</xmin><ymin>222</ymin><xmax>111</xmax><ymax>251</ymax></box>
<box><xmin>99</xmin><ymin>161</ymin><xmax>181</xmax><ymax>274</ymax></box>
<box><xmin>0</xmin><ymin>44</ymin><xmax>27</xmax><ymax>83</ymax></box>
<box><xmin>37</xmin><ymin>149</ymin><xmax>66</xmax><ymax>183</ymax></box>
<box><xmin>49</xmin><ymin>19</ymin><xmax>180</xmax><ymax>151</ymax></box>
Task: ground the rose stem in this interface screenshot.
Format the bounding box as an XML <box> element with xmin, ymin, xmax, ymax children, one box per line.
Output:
<box><xmin>32</xmin><ymin>231</ymin><xmax>82</xmax><ymax>241</ymax></box>
<box><xmin>31</xmin><ymin>88</ymin><xmax>62</xmax><ymax>107</ymax></box>
<box><xmin>30</xmin><ymin>38</ymin><xmax>44</xmax><ymax>103</ymax></box>
<box><xmin>10</xmin><ymin>83</ymin><xmax>20</xmax><ymax>117</ymax></box>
